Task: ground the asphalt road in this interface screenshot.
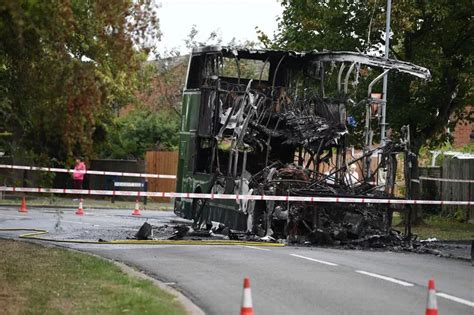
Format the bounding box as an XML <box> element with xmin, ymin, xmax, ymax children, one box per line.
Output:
<box><xmin>0</xmin><ymin>206</ymin><xmax>472</xmax><ymax>315</ymax></box>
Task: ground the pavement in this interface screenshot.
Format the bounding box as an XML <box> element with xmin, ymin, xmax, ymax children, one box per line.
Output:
<box><xmin>0</xmin><ymin>205</ymin><xmax>473</xmax><ymax>315</ymax></box>
<box><xmin>0</xmin><ymin>195</ymin><xmax>174</xmax><ymax>210</ymax></box>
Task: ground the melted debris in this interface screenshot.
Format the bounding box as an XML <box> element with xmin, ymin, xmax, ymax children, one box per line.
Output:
<box><xmin>124</xmin><ymin>221</ymin><xmax>472</xmax><ymax>261</ymax></box>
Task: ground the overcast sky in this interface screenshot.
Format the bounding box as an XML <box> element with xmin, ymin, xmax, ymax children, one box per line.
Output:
<box><xmin>155</xmin><ymin>0</ymin><xmax>283</xmax><ymax>55</ymax></box>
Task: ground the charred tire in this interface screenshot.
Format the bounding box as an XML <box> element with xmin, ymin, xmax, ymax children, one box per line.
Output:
<box><xmin>252</xmin><ymin>200</ymin><xmax>266</xmax><ymax>236</ymax></box>
<box><xmin>191</xmin><ymin>189</ymin><xmax>205</xmax><ymax>228</ymax></box>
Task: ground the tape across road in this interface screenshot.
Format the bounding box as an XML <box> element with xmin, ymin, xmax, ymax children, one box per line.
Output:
<box><xmin>419</xmin><ymin>176</ymin><xmax>474</xmax><ymax>184</ymax></box>
<box><xmin>0</xmin><ymin>186</ymin><xmax>471</xmax><ymax>206</ymax></box>
<box><xmin>0</xmin><ymin>164</ymin><xmax>176</xmax><ymax>179</ymax></box>
<box><xmin>2</xmin><ymin>164</ymin><xmax>471</xmax><ymax>184</ymax></box>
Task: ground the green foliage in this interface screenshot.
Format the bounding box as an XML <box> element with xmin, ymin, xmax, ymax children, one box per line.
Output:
<box><xmin>221</xmin><ymin>57</ymin><xmax>269</xmax><ymax>81</ymax></box>
<box><xmin>101</xmin><ymin>109</ymin><xmax>180</xmax><ymax>160</ymax></box>
<box><xmin>263</xmin><ymin>0</ymin><xmax>473</xmax><ymax>152</ymax></box>
<box><xmin>0</xmin><ymin>0</ymin><xmax>160</xmax><ymax>163</ymax></box>
<box><xmin>259</xmin><ymin>0</ymin><xmax>384</xmax><ymax>51</ymax></box>
<box><xmin>418</xmin><ymin>142</ymin><xmax>474</xmax><ymax>166</ymax></box>
<box><xmin>392</xmin><ymin>214</ymin><xmax>474</xmax><ymax>240</ymax></box>
<box><xmin>439</xmin><ymin>208</ymin><xmax>467</xmax><ymax>223</ymax></box>
<box><xmin>145</xmin><ymin>56</ymin><xmax>187</xmax><ymax>114</ymax></box>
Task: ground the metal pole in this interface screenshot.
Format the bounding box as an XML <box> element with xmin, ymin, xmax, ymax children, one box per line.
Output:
<box><xmin>380</xmin><ymin>0</ymin><xmax>392</xmax><ymax>144</ymax></box>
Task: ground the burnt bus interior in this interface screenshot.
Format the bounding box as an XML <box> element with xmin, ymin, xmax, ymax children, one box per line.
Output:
<box><xmin>178</xmin><ymin>46</ymin><xmax>430</xmax><ymax>243</ymax></box>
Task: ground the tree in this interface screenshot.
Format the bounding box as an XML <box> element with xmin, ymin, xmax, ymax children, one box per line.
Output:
<box><xmin>101</xmin><ymin>108</ymin><xmax>179</xmax><ymax>160</ymax></box>
<box><xmin>135</xmin><ymin>56</ymin><xmax>188</xmax><ymax>116</ymax></box>
<box><xmin>0</xmin><ymin>0</ymin><xmax>160</xmax><ymax>163</ymax></box>
<box><xmin>260</xmin><ymin>0</ymin><xmax>473</xmax><ymax>152</ymax></box>
<box><xmin>259</xmin><ymin>0</ymin><xmax>473</xmax><ymax>223</ymax></box>
<box><xmin>183</xmin><ymin>24</ymin><xmax>223</xmax><ymax>50</ymax></box>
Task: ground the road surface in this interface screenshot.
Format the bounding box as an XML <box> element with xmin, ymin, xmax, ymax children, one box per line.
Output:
<box><xmin>0</xmin><ymin>206</ymin><xmax>472</xmax><ymax>314</ymax></box>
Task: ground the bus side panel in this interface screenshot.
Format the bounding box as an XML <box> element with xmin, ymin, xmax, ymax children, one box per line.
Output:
<box><xmin>175</xmin><ymin>88</ymin><xmax>247</xmax><ymax>229</ymax></box>
<box><xmin>181</xmin><ymin>91</ymin><xmax>201</xmax><ymax>132</ymax></box>
<box><xmin>174</xmin><ymin>133</ymin><xmax>192</xmax><ymax>218</ymax></box>
<box><xmin>175</xmin><ymin>91</ymin><xmax>201</xmax><ymax>218</ymax></box>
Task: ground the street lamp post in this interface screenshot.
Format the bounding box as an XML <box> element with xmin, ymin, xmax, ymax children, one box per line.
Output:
<box><xmin>380</xmin><ymin>0</ymin><xmax>392</xmax><ymax>144</ymax></box>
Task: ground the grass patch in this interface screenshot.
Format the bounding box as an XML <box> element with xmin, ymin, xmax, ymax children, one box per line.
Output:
<box><xmin>392</xmin><ymin>214</ymin><xmax>474</xmax><ymax>240</ymax></box>
<box><xmin>0</xmin><ymin>239</ymin><xmax>186</xmax><ymax>315</ymax></box>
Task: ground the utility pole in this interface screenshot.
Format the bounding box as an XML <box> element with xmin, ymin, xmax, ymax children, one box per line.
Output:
<box><xmin>380</xmin><ymin>0</ymin><xmax>392</xmax><ymax>144</ymax></box>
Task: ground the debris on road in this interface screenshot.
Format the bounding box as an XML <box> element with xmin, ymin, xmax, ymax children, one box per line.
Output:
<box><xmin>96</xmin><ymin>220</ymin><xmax>470</xmax><ymax>261</ymax></box>
<box><xmin>136</xmin><ymin>222</ymin><xmax>153</xmax><ymax>240</ymax></box>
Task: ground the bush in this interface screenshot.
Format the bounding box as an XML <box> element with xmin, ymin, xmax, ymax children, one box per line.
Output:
<box><xmin>101</xmin><ymin>109</ymin><xmax>180</xmax><ymax>159</ymax></box>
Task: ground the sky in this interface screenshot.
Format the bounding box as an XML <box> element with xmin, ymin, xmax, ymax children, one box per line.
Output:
<box><xmin>155</xmin><ymin>0</ymin><xmax>283</xmax><ymax>55</ymax></box>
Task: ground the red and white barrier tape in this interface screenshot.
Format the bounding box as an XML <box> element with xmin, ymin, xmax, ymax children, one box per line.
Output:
<box><xmin>4</xmin><ymin>164</ymin><xmax>470</xmax><ymax>184</ymax></box>
<box><xmin>419</xmin><ymin>176</ymin><xmax>474</xmax><ymax>184</ymax></box>
<box><xmin>0</xmin><ymin>186</ymin><xmax>471</xmax><ymax>206</ymax></box>
<box><xmin>0</xmin><ymin>164</ymin><xmax>176</xmax><ymax>179</ymax></box>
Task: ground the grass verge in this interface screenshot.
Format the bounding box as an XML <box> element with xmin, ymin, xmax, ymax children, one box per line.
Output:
<box><xmin>0</xmin><ymin>239</ymin><xmax>186</xmax><ymax>315</ymax></box>
<box><xmin>392</xmin><ymin>214</ymin><xmax>474</xmax><ymax>240</ymax></box>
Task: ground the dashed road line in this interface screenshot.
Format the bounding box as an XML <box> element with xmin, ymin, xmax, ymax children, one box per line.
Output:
<box><xmin>290</xmin><ymin>254</ymin><xmax>338</xmax><ymax>266</ymax></box>
<box><xmin>355</xmin><ymin>270</ymin><xmax>414</xmax><ymax>287</ymax></box>
<box><xmin>436</xmin><ymin>292</ymin><xmax>474</xmax><ymax>307</ymax></box>
<box><xmin>243</xmin><ymin>245</ymin><xmax>271</xmax><ymax>251</ymax></box>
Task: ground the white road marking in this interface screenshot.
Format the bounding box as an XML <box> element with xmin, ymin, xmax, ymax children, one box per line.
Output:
<box><xmin>243</xmin><ymin>245</ymin><xmax>271</xmax><ymax>251</ymax></box>
<box><xmin>290</xmin><ymin>254</ymin><xmax>338</xmax><ymax>266</ymax></box>
<box><xmin>436</xmin><ymin>292</ymin><xmax>474</xmax><ymax>307</ymax></box>
<box><xmin>355</xmin><ymin>270</ymin><xmax>414</xmax><ymax>287</ymax></box>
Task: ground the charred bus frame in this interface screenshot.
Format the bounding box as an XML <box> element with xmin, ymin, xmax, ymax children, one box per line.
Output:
<box><xmin>174</xmin><ymin>46</ymin><xmax>430</xmax><ymax>242</ymax></box>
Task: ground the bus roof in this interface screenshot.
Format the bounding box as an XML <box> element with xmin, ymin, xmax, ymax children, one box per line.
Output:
<box><xmin>191</xmin><ymin>46</ymin><xmax>431</xmax><ymax>80</ymax></box>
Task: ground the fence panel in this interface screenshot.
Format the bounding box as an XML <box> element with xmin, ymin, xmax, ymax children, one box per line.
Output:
<box><xmin>419</xmin><ymin>166</ymin><xmax>442</xmax><ymax>215</ymax></box>
<box><xmin>145</xmin><ymin>151</ymin><xmax>178</xmax><ymax>202</ymax></box>
<box><xmin>441</xmin><ymin>158</ymin><xmax>473</xmax><ymax>221</ymax></box>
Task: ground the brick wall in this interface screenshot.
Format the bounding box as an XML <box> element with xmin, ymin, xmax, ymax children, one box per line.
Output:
<box><xmin>453</xmin><ymin>105</ymin><xmax>472</xmax><ymax>148</ymax></box>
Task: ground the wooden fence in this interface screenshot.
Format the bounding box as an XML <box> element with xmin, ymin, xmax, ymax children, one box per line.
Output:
<box><xmin>145</xmin><ymin>151</ymin><xmax>178</xmax><ymax>202</ymax></box>
<box><xmin>441</xmin><ymin>157</ymin><xmax>473</xmax><ymax>222</ymax></box>
<box><xmin>420</xmin><ymin>158</ymin><xmax>473</xmax><ymax>222</ymax></box>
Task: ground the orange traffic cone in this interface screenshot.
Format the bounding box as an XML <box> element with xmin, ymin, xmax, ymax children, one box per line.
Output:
<box><xmin>240</xmin><ymin>277</ymin><xmax>254</xmax><ymax>315</ymax></box>
<box><xmin>132</xmin><ymin>198</ymin><xmax>141</xmax><ymax>216</ymax></box>
<box><xmin>75</xmin><ymin>199</ymin><xmax>84</xmax><ymax>216</ymax></box>
<box><xmin>19</xmin><ymin>197</ymin><xmax>28</xmax><ymax>213</ymax></box>
<box><xmin>426</xmin><ymin>278</ymin><xmax>438</xmax><ymax>315</ymax></box>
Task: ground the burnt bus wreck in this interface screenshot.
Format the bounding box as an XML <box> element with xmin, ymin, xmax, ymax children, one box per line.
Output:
<box><xmin>174</xmin><ymin>46</ymin><xmax>430</xmax><ymax>244</ymax></box>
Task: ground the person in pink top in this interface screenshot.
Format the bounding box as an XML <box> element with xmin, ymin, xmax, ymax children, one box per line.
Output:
<box><xmin>72</xmin><ymin>158</ymin><xmax>86</xmax><ymax>190</ymax></box>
